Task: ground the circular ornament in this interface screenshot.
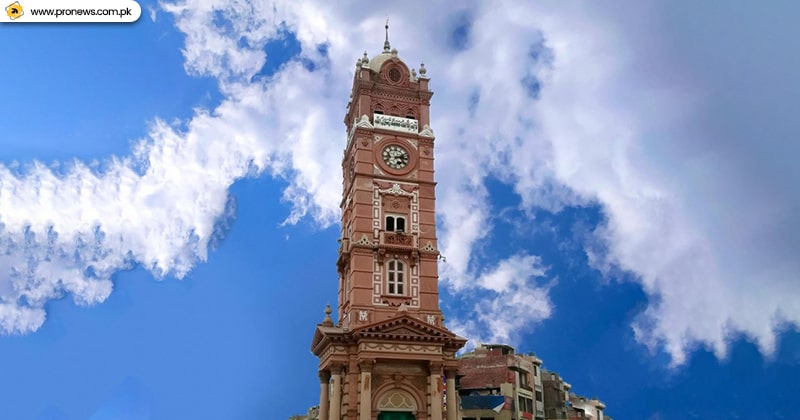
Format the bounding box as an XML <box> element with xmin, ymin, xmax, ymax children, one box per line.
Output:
<box><xmin>388</xmin><ymin>67</ymin><xmax>402</xmax><ymax>83</ymax></box>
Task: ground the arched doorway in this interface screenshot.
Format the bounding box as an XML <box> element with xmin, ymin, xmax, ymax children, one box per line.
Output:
<box><xmin>376</xmin><ymin>389</ymin><xmax>418</xmax><ymax>420</ymax></box>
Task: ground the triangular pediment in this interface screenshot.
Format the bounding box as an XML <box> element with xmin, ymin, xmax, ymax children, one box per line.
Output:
<box><xmin>351</xmin><ymin>313</ymin><xmax>462</xmax><ymax>344</ymax></box>
<box><xmin>383</xmin><ymin>327</ymin><xmax>418</xmax><ymax>336</ymax></box>
<box><xmin>310</xmin><ymin>324</ymin><xmax>349</xmax><ymax>356</ymax></box>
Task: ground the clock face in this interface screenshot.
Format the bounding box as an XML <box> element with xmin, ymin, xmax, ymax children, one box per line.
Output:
<box><xmin>382</xmin><ymin>145</ymin><xmax>409</xmax><ymax>169</ymax></box>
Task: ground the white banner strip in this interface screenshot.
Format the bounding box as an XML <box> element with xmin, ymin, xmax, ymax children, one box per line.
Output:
<box><xmin>4</xmin><ymin>0</ymin><xmax>141</xmax><ymax>23</ymax></box>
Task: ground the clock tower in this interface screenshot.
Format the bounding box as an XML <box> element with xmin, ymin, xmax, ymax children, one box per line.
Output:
<box><xmin>311</xmin><ymin>25</ymin><xmax>466</xmax><ymax>420</ymax></box>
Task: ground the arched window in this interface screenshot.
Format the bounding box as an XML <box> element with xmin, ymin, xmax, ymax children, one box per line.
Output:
<box><xmin>387</xmin><ymin>260</ymin><xmax>405</xmax><ymax>295</ymax></box>
<box><xmin>385</xmin><ymin>215</ymin><xmax>406</xmax><ymax>232</ymax></box>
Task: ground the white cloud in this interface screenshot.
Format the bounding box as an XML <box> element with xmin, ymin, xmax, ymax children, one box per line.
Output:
<box><xmin>447</xmin><ymin>254</ymin><xmax>554</xmax><ymax>347</ymax></box>
<box><xmin>3</xmin><ymin>0</ymin><xmax>798</xmax><ymax>370</ymax></box>
<box><xmin>0</xmin><ymin>20</ymin><xmax>346</xmax><ymax>334</ymax></box>
<box><xmin>523</xmin><ymin>2</ymin><xmax>800</xmax><ymax>365</ymax></box>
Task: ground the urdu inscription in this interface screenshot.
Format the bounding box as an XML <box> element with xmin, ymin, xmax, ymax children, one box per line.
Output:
<box><xmin>373</xmin><ymin>114</ymin><xmax>419</xmax><ymax>134</ymax></box>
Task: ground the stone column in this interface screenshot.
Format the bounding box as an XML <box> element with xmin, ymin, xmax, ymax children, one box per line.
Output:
<box><xmin>445</xmin><ymin>367</ymin><xmax>458</xmax><ymax>420</ymax></box>
<box><xmin>330</xmin><ymin>364</ymin><xmax>344</xmax><ymax>420</ymax></box>
<box><xmin>319</xmin><ymin>371</ymin><xmax>331</xmax><ymax>420</ymax></box>
<box><xmin>429</xmin><ymin>363</ymin><xmax>443</xmax><ymax>420</ymax></box>
<box><xmin>359</xmin><ymin>360</ymin><xmax>374</xmax><ymax>420</ymax></box>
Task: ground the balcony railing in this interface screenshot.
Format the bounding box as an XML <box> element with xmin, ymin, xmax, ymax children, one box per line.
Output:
<box><xmin>380</xmin><ymin>231</ymin><xmax>417</xmax><ymax>249</ymax></box>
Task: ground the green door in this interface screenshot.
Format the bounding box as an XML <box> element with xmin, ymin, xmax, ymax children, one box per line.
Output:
<box><xmin>377</xmin><ymin>412</ymin><xmax>415</xmax><ymax>420</ymax></box>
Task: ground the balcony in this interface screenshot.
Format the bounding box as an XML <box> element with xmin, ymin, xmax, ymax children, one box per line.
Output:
<box><xmin>380</xmin><ymin>231</ymin><xmax>417</xmax><ymax>249</ymax></box>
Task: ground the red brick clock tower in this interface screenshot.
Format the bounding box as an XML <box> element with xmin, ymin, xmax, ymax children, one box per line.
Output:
<box><xmin>311</xmin><ymin>26</ymin><xmax>466</xmax><ymax>420</ymax></box>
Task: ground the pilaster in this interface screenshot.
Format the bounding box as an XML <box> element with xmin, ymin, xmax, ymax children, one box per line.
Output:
<box><xmin>359</xmin><ymin>359</ymin><xmax>375</xmax><ymax>420</ymax></box>
<box><xmin>429</xmin><ymin>362</ymin><xmax>443</xmax><ymax>420</ymax></box>
<box><xmin>330</xmin><ymin>364</ymin><xmax>345</xmax><ymax>420</ymax></box>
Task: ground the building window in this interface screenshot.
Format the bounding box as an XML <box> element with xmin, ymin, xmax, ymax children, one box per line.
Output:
<box><xmin>387</xmin><ymin>260</ymin><xmax>405</xmax><ymax>295</ymax></box>
<box><xmin>535</xmin><ymin>390</ymin><xmax>543</xmax><ymax>402</ymax></box>
<box><xmin>386</xmin><ymin>215</ymin><xmax>406</xmax><ymax>232</ymax></box>
<box><xmin>520</xmin><ymin>372</ymin><xmax>530</xmax><ymax>388</ymax></box>
<box><xmin>518</xmin><ymin>396</ymin><xmax>533</xmax><ymax>413</ymax></box>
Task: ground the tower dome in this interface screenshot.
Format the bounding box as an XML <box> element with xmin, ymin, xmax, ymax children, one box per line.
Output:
<box><xmin>369</xmin><ymin>48</ymin><xmax>404</xmax><ymax>72</ymax></box>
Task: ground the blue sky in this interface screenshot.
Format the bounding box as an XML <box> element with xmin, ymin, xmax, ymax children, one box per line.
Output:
<box><xmin>1</xmin><ymin>1</ymin><xmax>799</xmax><ymax>419</ymax></box>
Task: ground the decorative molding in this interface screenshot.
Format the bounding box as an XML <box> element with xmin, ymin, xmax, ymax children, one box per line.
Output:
<box><xmin>348</xmin><ymin>115</ymin><xmax>375</xmax><ymax>148</ymax></box>
<box><xmin>421</xmin><ymin>241</ymin><xmax>437</xmax><ymax>253</ymax></box>
<box><xmin>348</xmin><ymin>124</ymin><xmax>355</xmax><ymax>146</ymax></box>
<box><xmin>330</xmin><ymin>362</ymin><xmax>347</xmax><ymax>375</ymax></box>
<box><xmin>371</xmin><ymin>89</ymin><xmax>424</xmax><ymax>103</ymax></box>
<box><xmin>359</xmin><ymin>358</ymin><xmax>376</xmax><ymax>372</ymax></box>
<box><xmin>321</xmin><ymin>344</ymin><xmax>349</xmax><ymax>362</ymax></box>
<box><xmin>353</xmin><ymin>234</ymin><xmax>372</xmax><ymax>247</ymax></box>
<box><xmin>381</xmin><ymin>294</ymin><xmax>413</xmax><ymax>308</ymax></box>
<box><xmin>374</xmin><ymin>113</ymin><xmax>419</xmax><ymax>134</ymax></box>
<box><xmin>419</xmin><ymin>124</ymin><xmax>435</xmax><ymax>138</ymax></box>
<box><xmin>377</xmin><ymin>389</ymin><xmax>418</xmax><ymax>411</ymax></box>
<box><xmin>372</xmin><ymin>90</ymin><xmax>422</xmax><ymax>106</ymax></box>
<box><xmin>361</xmin><ymin>342</ymin><xmax>441</xmax><ymax>354</ymax></box>
<box><xmin>419</xmin><ymin>137</ymin><xmax>434</xmax><ymax>148</ymax></box>
<box><xmin>357</xmin><ymin>114</ymin><xmax>373</xmax><ymax>129</ymax></box>
<box><xmin>384</xmin><ymin>232</ymin><xmax>413</xmax><ymax>246</ymax></box>
<box><xmin>381</xmin><ymin>183</ymin><xmax>414</xmax><ymax>197</ymax></box>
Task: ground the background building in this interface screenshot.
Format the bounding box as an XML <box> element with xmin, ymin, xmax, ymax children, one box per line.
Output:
<box><xmin>458</xmin><ymin>344</ymin><xmax>545</xmax><ymax>420</ymax></box>
<box><xmin>541</xmin><ymin>370</ymin><xmax>571</xmax><ymax>420</ymax></box>
<box><xmin>290</xmin><ymin>405</ymin><xmax>320</xmax><ymax>420</ymax></box>
<box><xmin>567</xmin><ymin>395</ymin><xmax>605</xmax><ymax>420</ymax></box>
<box><xmin>458</xmin><ymin>345</ymin><xmax>609</xmax><ymax>420</ymax></box>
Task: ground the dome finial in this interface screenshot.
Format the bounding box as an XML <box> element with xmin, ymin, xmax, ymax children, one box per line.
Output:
<box><xmin>383</xmin><ymin>17</ymin><xmax>391</xmax><ymax>53</ymax></box>
<box><xmin>322</xmin><ymin>304</ymin><xmax>334</xmax><ymax>327</ymax></box>
<box><xmin>419</xmin><ymin>61</ymin><xmax>427</xmax><ymax>78</ymax></box>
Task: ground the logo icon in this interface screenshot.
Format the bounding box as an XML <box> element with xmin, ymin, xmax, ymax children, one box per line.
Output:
<box><xmin>5</xmin><ymin>1</ymin><xmax>23</xmax><ymax>19</ymax></box>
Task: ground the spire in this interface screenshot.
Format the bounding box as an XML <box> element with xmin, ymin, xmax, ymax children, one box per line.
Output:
<box><xmin>383</xmin><ymin>17</ymin><xmax>391</xmax><ymax>53</ymax></box>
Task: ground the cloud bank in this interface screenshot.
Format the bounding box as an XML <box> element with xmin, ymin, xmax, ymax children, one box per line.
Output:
<box><xmin>2</xmin><ymin>0</ymin><xmax>798</xmax><ymax>368</ymax></box>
